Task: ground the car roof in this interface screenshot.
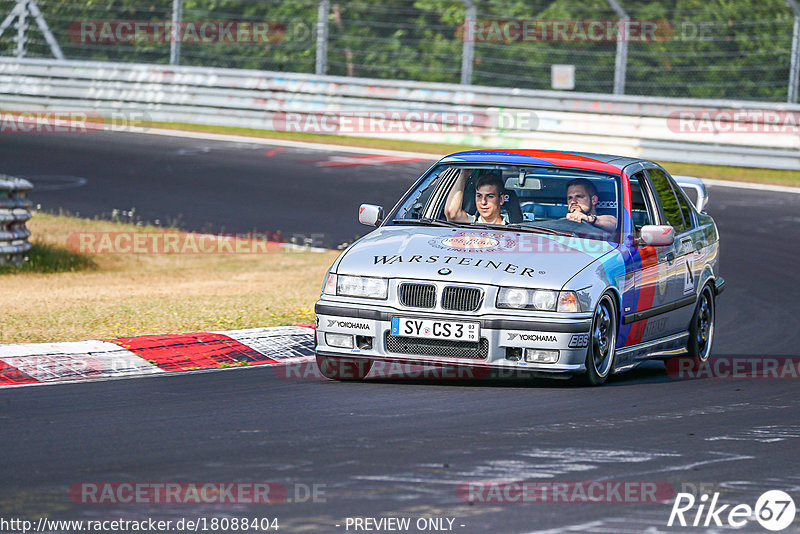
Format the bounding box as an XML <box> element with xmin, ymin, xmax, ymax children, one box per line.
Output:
<box><xmin>438</xmin><ymin>149</ymin><xmax>642</xmax><ymax>174</ymax></box>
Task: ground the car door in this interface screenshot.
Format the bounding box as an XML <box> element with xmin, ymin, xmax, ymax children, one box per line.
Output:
<box><xmin>643</xmin><ymin>167</ymin><xmax>698</xmax><ymax>336</ymax></box>
<box><xmin>666</xmin><ymin>171</ymin><xmax>705</xmax><ymax>328</ymax></box>
<box><xmin>621</xmin><ymin>170</ymin><xmax>677</xmax><ymax>346</ymax></box>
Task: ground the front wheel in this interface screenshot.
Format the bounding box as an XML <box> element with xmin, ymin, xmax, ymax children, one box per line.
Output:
<box><xmin>316</xmin><ymin>356</ymin><xmax>372</xmax><ymax>381</ymax></box>
<box><xmin>687</xmin><ymin>285</ymin><xmax>715</xmax><ymax>362</ymax></box>
<box><xmin>579</xmin><ymin>293</ymin><xmax>618</xmax><ymax>386</ymax></box>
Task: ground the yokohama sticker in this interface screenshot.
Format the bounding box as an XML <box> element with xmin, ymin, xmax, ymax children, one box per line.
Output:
<box><xmin>318</xmin><ymin>315</ymin><xmax>376</xmax><ymax>335</ymax></box>
<box><xmin>502</xmin><ymin>331</ymin><xmax>565</xmax><ymax>347</ymax></box>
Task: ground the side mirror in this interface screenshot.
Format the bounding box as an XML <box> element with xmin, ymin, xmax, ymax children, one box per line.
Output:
<box><xmin>358</xmin><ymin>204</ymin><xmax>383</xmax><ymax>226</ymax></box>
<box><xmin>638</xmin><ymin>225</ymin><xmax>674</xmax><ymax>246</ymax></box>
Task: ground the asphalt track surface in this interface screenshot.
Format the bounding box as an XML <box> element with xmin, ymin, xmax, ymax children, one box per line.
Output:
<box><xmin>0</xmin><ymin>131</ymin><xmax>432</xmax><ymax>248</ymax></box>
<box><xmin>2</xmin><ymin>131</ymin><xmax>800</xmax><ymax>533</ymax></box>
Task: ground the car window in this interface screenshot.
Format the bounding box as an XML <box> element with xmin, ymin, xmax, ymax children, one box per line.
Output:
<box><xmin>670</xmin><ymin>177</ymin><xmax>696</xmax><ymax>230</ymax></box>
<box><xmin>628</xmin><ymin>171</ymin><xmax>656</xmax><ymax>230</ymax></box>
<box><xmin>387</xmin><ymin>163</ymin><xmax>621</xmax><ymax>242</ymax></box>
<box><xmin>391</xmin><ymin>167</ymin><xmax>444</xmax><ymax>219</ymax></box>
<box><xmin>647</xmin><ymin>168</ymin><xmax>688</xmax><ymax>234</ymax></box>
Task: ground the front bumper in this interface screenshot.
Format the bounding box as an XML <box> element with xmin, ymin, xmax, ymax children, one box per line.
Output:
<box><xmin>315</xmin><ymin>301</ymin><xmax>593</xmax><ymax>374</ymax></box>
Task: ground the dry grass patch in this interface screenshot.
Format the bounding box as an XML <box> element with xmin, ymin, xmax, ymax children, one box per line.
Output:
<box><xmin>0</xmin><ymin>212</ymin><xmax>338</xmax><ymax>344</ymax></box>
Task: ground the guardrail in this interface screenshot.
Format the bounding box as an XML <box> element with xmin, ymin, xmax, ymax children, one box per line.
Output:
<box><xmin>0</xmin><ymin>175</ymin><xmax>33</xmax><ymax>266</ymax></box>
<box><xmin>1</xmin><ymin>57</ymin><xmax>800</xmax><ymax>169</ymax></box>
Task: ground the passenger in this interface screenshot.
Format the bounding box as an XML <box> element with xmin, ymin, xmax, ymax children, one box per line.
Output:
<box><xmin>444</xmin><ymin>170</ymin><xmax>507</xmax><ymax>225</ymax></box>
<box><xmin>565</xmin><ymin>178</ymin><xmax>617</xmax><ymax>232</ymax></box>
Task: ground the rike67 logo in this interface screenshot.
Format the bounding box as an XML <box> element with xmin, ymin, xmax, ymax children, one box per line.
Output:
<box><xmin>668</xmin><ymin>490</ymin><xmax>796</xmax><ymax>531</ymax></box>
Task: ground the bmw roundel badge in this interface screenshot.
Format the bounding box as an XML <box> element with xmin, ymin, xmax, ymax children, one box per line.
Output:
<box><xmin>438</xmin><ymin>268</ymin><xmax>452</xmax><ymax>275</ymax></box>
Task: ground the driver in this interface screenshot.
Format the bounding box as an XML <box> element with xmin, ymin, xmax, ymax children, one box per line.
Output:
<box><xmin>444</xmin><ymin>169</ymin><xmax>507</xmax><ymax>225</ymax></box>
<box><xmin>565</xmin><ymin>178</ymin><xmax>617</xmax><ymax>232</ymax></box>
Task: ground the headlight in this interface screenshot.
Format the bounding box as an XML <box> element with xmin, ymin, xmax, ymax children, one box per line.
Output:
<box><xmin>498</xmin><ymin>288</ymin><xmax>531</xmax><ymax>308</ymax></box>
<box><xmin>533</xmin><ymin>290</ymin><xmax>557</xmax><ymax>310</ymax></box>
<box><xmin>497</xmin><ymin>288</ymin><xmax>580</xmax><ymax>312</ymax></box>
<box><xmin>336</xmin><ymin>275</ymin><xmax>388</xmax><ymax>299</ymax></box>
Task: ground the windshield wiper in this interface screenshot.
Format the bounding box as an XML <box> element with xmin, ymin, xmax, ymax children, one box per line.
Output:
<box><xmin>391</xmin><ymin>218</ymin><xmax>462</xmax><ymax>227</ymax></box>
<box><xmin>504</xmin><ymin>223</ymin><xmax>574</xmax><ymax>237</ymax></box>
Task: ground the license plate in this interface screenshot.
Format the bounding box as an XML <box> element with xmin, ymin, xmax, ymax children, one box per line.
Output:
<box><xmin>391</xmin><ymin>317</ymin><xmax>480</xmax><ymax>341</ymax></box>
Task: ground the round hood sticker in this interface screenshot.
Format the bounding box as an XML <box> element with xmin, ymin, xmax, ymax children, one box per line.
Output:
<box><xmin>430</xmin><ymin>232</ymin><xmax>516</xmax><ymax>253</ymax></box>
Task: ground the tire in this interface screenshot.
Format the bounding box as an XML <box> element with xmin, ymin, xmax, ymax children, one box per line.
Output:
<box><xmin>316</xmin><ymin>356</ymin><xmax>373</xmax><ymax>381</ymax></box>
<box><xmin>687</xmin><ymin>284</ymin><xmax>715</xmax><ymax>362</ymax></box>
<box><xmin>580</xmin><ymin>293</ymin><xmax>618</xmax><ymax>386</ymax></box>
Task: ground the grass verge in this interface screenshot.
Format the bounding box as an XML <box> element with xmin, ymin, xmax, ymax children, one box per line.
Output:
<box><xmin>146</xmin><ymin>121</ymin><xmax>800</xmax><ymax>187</ymax></box>
<box><xmin>0</xmin><ymin>242</ymin><xmax>95</xmax><ymax>274</ymax></box>
<box><xmin>0</xmin><ymin>212</ymin><xmax>338</xmax><ymax>344</ymax></box>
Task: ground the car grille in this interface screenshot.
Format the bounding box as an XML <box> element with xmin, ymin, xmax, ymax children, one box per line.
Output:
<box><xmin>399</xmin><ymin>283</ymin><xmax>436</xmax><ymax>309</ymax></box>
<box><xmin>441</xmin><ymin>286</ymin><xmax>482</xmax><ymax>312</ymax></box>
<box><xmin>385</xmin><ymin>333</ymin><xmax>489</xmax><ymax>359</ymax></box>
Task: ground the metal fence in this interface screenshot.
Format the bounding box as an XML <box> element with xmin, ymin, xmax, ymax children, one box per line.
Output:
<box><xmin>1</xmin><ymin>0</ymin><xmax>800</xmax><ymax>103</ymax></box>
<box><xmin>0</xmin><ymin>175</ymin><xmax>33</xmax><ymax>266</ymax></box>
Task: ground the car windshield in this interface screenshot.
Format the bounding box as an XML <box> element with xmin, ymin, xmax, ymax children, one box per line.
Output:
<box><xmin>387</xmin><ymin>163</ymin><xmax>622</xmax><ymax>242</ymax></box>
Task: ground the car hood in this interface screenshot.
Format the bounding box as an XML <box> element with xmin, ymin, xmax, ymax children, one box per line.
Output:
<box><xmin>336</xmin><ymin>226</ymin><xmax>617</xmax><ymax>290</ymax></box>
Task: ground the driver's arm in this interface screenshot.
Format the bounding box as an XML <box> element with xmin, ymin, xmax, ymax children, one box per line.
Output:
<box><xmin>594</xmin><ymin>215</ymin><xmax>617</xmax><ymax>232</ymax></box>
<box><xmin>444</xmin><ymin>169</ymin><xmax>471</xmax><ymax>223</ymax></box>
<box><xmin>566</xmin><ymin>207</ymin><xmax>617</xmax><ymax>232</ymax></box>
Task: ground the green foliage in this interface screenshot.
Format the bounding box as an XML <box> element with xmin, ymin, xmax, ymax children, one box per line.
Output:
<box><xmin>0</xmin><ymin>0</ymin><xmax>795</xmax><ymax>100</ymax></box>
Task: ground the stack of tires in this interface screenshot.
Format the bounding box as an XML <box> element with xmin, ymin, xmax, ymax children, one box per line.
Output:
<box><xmin>0</xmin><ymin>175</ymin><xmax>33</xmax><ymax>266</ymax></box>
